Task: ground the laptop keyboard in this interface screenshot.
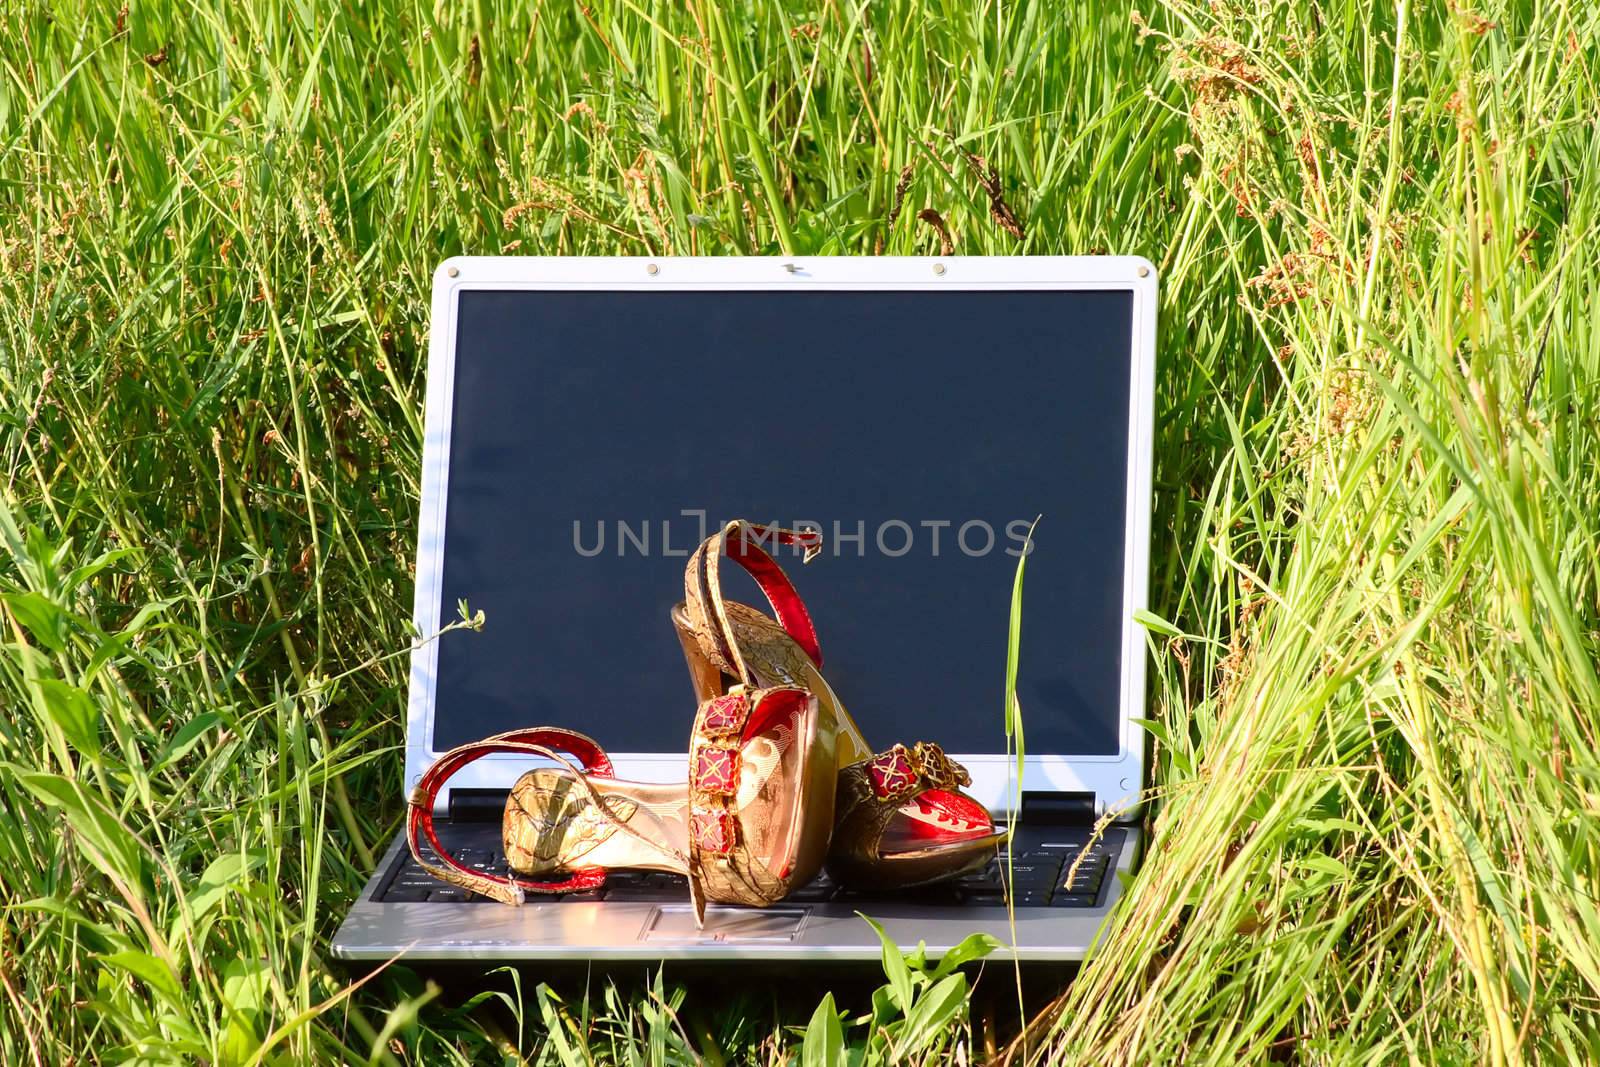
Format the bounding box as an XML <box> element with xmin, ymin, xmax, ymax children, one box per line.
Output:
<box><xmin>378</xmin><ymin>831</ymin><xmax>1120</xmax><ymax>909</ymax></box>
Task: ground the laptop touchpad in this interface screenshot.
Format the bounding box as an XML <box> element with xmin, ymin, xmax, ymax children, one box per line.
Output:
<box><xmin>642</xmin><ymin>906</ymin><xmax>808</xmax><ymax>943</ymax></box>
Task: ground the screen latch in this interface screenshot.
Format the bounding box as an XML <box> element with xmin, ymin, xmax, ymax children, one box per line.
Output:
<box><xmin>1017</xmin><ymin>791</ymin><xmax>1097</xmax><ymax>827</ymax></box>
<box><xmin>447</xmin><ymin>788</ymin><xmax>511</xmax><ymax>822</ymax></box>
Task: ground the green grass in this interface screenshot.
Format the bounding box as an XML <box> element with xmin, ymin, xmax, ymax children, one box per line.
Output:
<box><xmin>3</xmin><ymin>0</ymin><xmax>1599</xmax><ymax>1062</ymax></box>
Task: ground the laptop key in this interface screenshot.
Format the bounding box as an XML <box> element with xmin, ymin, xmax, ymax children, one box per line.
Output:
<box><xmin>1061</xmin><ymin>860</ymin><xmax>1108</xmax><ymax>889</ymax></box>
<box><xmin>602</xmin><ymin>873</ymin><xmax>685</xmax><ymax>901</ymax></box>
<box><xmin>1062</xmin><ymin>874</ymin><xmax>1104</xmax><ymax>895</ymax></box>
<box><xmin>427</xmin><ymin>888</ymin><xmax>471</xmax><ymax>903</ymax></box>
<box><xmin>999</xmin><ymin>864</ymin><xmax>1061</xmax><ymax>887</ymax></box>
<box><xmin>381</xmin><ymin>885</ymin><xmax>431</xmax><ymax>902</ymax></box>
<box><xmin>644</xmin><ymin>873</ymin><xmax>689</xmax><ymax>887</ymax></box>
<box><xmin>603</xmin><ymin>888</ymin><xmax>680</xmax><ymax>901</ymax></box>
<box><xmin>957</xmin><ymin>866</ymin><xmax>1002</xmax><ymax>886</ymax></box>
<box><xmin>1019</xmin><ymin>849</ymin><xmax>1076</xmax><ymax>862</ymax></box>
<box><xmin>786</xmin><ymin>879</ymin><xmax>837</xmax><ymax>902</ymax></box>
<box><xmin>391</xmin><ymin>877</ymin><xmax>442</xmax><ymax>891</ymax></box>
<box><xmin>1051</xmin><ymin>893</ymin><xmax>1097</xmax><ymax>908</ymax></box>
<box><xmin>1060</xmin><ymin>852</ymin><xmax>1107</xmax><ymax>871</ymax></box>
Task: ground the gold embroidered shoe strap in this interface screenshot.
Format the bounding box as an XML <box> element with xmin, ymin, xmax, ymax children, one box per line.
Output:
<box><xmin>684</xmin><ymin>685</ymin><xmax>814</xmax><ymax>925</ymax></box>
<box><xmin>860</xmin><ymin>741</ymin><xmax>971</xmax><ymax>804</ymax></box>
<box><xmin>683</xmin><ymin>520</ymin><xmax>824</xmax><ymax>685</ymax></box>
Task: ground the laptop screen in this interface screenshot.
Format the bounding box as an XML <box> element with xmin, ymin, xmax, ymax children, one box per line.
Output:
<box><xmin>430</xmin><ymin>288</ymin><xmax>1135</xmax><ymax>758</ymax></box>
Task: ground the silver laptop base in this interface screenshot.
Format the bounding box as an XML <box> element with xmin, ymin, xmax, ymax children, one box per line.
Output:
<box><xmin>333</xmin><ymin>826</ymin><xmax>1139</xmax><ymax>964</ymax></box>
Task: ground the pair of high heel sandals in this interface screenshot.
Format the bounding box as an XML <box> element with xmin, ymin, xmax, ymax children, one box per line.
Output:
<box><xmin>408</xmin><ymin>521</ymin><xmax>1007</xmax><ymax>924</ymax></box>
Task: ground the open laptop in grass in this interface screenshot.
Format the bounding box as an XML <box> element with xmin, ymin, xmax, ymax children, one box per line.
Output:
<box><xmin>332</xmin><ymin>256</ymin><xmax>1156</xmax><ymax>963</ymax></box>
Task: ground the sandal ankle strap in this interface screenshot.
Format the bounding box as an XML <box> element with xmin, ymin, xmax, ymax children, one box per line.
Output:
<box><xmin>684</xmin><ymin>520</ymin><xmax>824</xmax><ymax>686</ymax></box>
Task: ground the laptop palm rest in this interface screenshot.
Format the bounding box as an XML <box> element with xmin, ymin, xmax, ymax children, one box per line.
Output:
<box><xmin>642</xmin><ymin>906</ymin><xmax>809</xmax><ymax>943</ymax></box>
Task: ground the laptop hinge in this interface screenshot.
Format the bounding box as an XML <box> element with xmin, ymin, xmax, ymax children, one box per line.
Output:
<box><xmin>448</xmin><ymin>788</ymin><xmax>510</xmax><ymax>821</ymax></box>
<box><xmin>1018</xmin><ymin>791</ymin><xmax>1097</xmax><ymax>826</ymax></box>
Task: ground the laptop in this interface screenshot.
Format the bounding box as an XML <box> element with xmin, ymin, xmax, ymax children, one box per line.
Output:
<box><xmin>332</xmin><ymin>256</ymin><xmax>1157</xmax><ymax>963</ymax></box>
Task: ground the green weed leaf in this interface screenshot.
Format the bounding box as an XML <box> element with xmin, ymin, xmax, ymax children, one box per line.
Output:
<box><xmin>900</xmin><ymin>972</ymin><xmax>967</xmax><ymax>1055</ymax></box>
<box><xmin>7</xmin><ymin>766</ymin><xmax>143</xmax><ymax>886</ymax></box>
<box><xmin>536</xmin><ymin>984</ymin><xmax>586</xmax><ymax>1067</ymax></box>
<box><xmin>1297</xmin><ymin>854</ymin><xmax>1351</xmax><ymax>882</ymax></box>
<box><xmin>4</xmin><ymin>591</ymin><xmax>69</xmax><ymax>651</ymax></box>
<box><xmin>34</xmin><ymin>677</ymin><xmax>102</xmax><ymax>757</ymax></box>
<box><xmin>930</xmin><ymin>932</ymin><xmax>1004</xmax><ymax>979</ymax></box>
<box><xmin>99</xmin><ymin>950</ymin><xmax>182</xmax><ymax>1005</ymax></box>
<box><xmin>64</xmin><ymin>547</ymin><xmax>140</xmax><ymax>593</ymax></box>
<box><xmin>801</xmin><ymin>992</ymin><xmax>846</xmax><ymax>1067</ymax></box>
<box><xmin>153</xmin><ymin>711</ymin><xmax>224</xmax><ymax>772</ymax></box>
<box><xmin>1132</xmin><ymin>608</ymin><xmax>1184</xmax><ymax>637</ymax></box>
<box><xmin>860</xmin><ymin>913</ymin><xmax>914</xmax><ymax>1014</ymax></box>
<box><xmin>187</xmin><ymin>850</ymin><xmax>268</xmax><ymax>926</ymax></box>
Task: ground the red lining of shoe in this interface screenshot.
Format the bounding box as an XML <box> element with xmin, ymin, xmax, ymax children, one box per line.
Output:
<box><xmin>723</xmin><ymin>525</ymin><xmax>825</xmax><ymax>669</ymax></box>
<box><xmin>738</xmin><ymin>687</ymin><xmax>811</xmax><ymax>881</ymax></box>
<box><xmin>740</xmin><ymin>686</ymin><xmax>808</xmax><ymax>740</ymax></box>
<box><xmin>889</xmin><ymin>788</ymin><xmax>995</xmax><ymax>844</ymax></box>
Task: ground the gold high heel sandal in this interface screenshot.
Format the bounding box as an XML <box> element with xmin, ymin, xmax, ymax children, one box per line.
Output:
<box><xmin>674</xmin><ymin>521</ymin><xmax>1007</xmax><ymax>892</ymax></box>
<box><xmin>407</xmin><ymin>683</ymin><xmax>838</xmax><ymax>924</ymax></box>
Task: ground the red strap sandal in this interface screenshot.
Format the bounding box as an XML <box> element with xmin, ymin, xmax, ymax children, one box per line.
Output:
<box><xmin>406</xmin><ymin>727</ymin><xmax>685</xmax><ymax>905</ymax></box>
<box><xmin>673</xmin><ymin>520</ymin><xmax>1007</xmax><ymax>892</ymax></box>
<box><xmin>827</xmin><ymin>741</ymin><xmax>1000</xmax><ymax>890</ymax></box>
<box><xmin>683</xmin><ymin>684</ymin><xmax>836</xmax><ymax>924</ymax></box>
<box><xmin>407</xmin><ymin>688</ymin><xmax>841</xmax><ymax>926</ymax></box>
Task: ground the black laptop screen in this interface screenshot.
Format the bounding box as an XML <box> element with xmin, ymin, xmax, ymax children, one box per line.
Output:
<box><xmin>430</xmin><ymin>288</ymin><xmax>1135</xmax><ymax>756</ymax></box>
